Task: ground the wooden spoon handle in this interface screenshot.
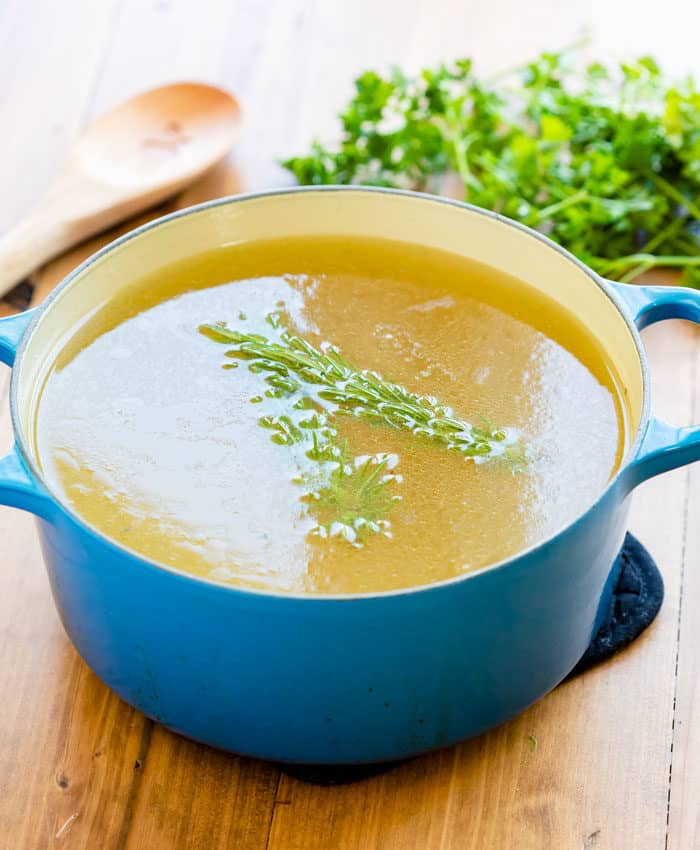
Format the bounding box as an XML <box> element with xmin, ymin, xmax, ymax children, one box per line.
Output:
<box><xmin>0</xmin><ymin>209</ymin><xmax>74</xmax><ymax>299</ymax></box>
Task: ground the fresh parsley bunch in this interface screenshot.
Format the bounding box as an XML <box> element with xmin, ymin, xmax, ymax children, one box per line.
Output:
<box><xmin>283</xmin><ymin>51</ymin><xmax>700</xmax><ymax>285</ymax></box>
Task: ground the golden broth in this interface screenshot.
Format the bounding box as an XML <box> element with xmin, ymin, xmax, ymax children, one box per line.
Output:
<box><xmin>34</xmin><ymin>235</ymin><xmax>626</xmax><ymax>594</ymax></box>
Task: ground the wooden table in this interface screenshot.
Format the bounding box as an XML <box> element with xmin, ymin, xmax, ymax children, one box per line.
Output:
<box><xmin>3</xmin><ymin>2</ymin><xmax>700</xmax><ymax>848</ymax></box>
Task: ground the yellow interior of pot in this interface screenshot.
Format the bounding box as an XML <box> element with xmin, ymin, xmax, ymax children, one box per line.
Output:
<box><xmin>16</xmin><ymin>189</ymin><xmax>644</xmax><ymax>457</ymax></box>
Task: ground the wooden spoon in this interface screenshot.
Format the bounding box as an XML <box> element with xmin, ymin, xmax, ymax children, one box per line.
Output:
<box><xmin>0</xmin><ymin>82</ymin><xmax>241</xmax><ymax>298</ymax></box>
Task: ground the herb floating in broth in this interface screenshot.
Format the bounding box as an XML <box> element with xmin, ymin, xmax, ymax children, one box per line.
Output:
<box><xmin>200</xmin><ymin>312</ymin><xmax>524</xmax><ymax>544</ymax></box>
<box><xmin>200</xmin><ymin>313</ymin><xmax>523</xmax><ymax>461</ymax></box>
<box><xmin>284</xmin><ymin>51</ymin><xmax>700</xmax><ymax>286</ymax></box>
<box><xmin>304</xmin><ymin>447</ymin><xmax>400</xmax><ymax>545</ymax></box>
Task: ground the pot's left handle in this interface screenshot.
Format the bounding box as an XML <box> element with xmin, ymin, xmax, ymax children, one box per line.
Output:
<box><xmin>609</xmin><ymin>281</ymin><xmax>700</xmax><ymax>487</ymax></box>
<box><xmin>0</xmin><ymin>310</ymin><xmax>55</xmax><ymax>519</ymax></box>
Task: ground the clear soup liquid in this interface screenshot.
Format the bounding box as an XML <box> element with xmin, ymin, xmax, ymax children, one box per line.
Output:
<box><xmin>34</xmin><ymin>236</ymin><xmax>626</xmax><ymax>594</ymax></box>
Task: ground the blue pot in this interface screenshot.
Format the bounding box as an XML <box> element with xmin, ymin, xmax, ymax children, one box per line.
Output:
<box><xmin>2</xmin><ymin>188</ymin><xmax>699</xmax><ymax>764</ymax></box>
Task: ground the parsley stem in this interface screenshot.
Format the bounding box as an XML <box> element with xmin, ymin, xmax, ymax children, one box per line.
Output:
<box><xmin>531</xmin><ymin>189</ymin><xmax>589</xmax><ymax>224</ymax></box>
<box><xmin>618</xmin><ymin>261</ymin><xmax>655</xmax><ymax>283</ymax></box>
<box><xmin>651</xmin><ymin>174</ymin><xmax>700</xmax><ymax>226</ymax></box>
<box><xmin>597</xmin><ymin>254</ymin><xmax>700</xmax><ymax>276</ymax></box>
<box><xmin>638</xmin><ymin>214</ymin><xmax>688</xmax><ymax>255</ymax></box>
<box><xmin>441</xmin><ymin>124</ymin><xmax>481</xmax><ymax>192</ymax></box>
<box><xmin>675</xmin><ymin>236</ymin><xmax>700</xmax><ymax>256</ymax></box>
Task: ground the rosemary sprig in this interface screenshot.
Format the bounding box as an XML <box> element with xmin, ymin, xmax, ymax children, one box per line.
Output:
<box><xmin>200</xmin><ymin>313</ymin><xmax>523</xmax><ymax>464</ymax></box>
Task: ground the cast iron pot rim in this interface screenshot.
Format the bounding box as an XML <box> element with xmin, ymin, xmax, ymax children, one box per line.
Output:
<box><xmin>10</xmin><ymin>186</ymin><xmax>650</xmax><ymax>602</ymax></box>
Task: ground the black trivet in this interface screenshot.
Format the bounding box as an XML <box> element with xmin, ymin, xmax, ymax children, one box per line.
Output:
<box><xmin>281</xmin><ymin>532</ymin><xmax>663</xmax><ymax>786</ymax></box>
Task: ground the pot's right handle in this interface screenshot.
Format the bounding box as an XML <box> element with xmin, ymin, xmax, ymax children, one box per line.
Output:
<box><xmin>0</xmin><ymin>310</ymin><xmax>55</xmax><ymax>519</ymax></box>
<box><xmin>609</xmin><ymin>281</ymin><xmax>700</xmax><ymax>487</ymax></box>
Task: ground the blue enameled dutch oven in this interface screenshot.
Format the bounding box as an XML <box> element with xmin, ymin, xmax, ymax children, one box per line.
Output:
<box><xmin>1</xmin><ymin>188</ymin><xmax>699</xmax><ymax>764</ymax></box>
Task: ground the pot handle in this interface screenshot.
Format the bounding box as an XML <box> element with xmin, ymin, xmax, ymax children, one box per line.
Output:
<box><xmin>609</xmin><ymin>281</ymin><xmax>700</xmax><ymax>486</ymax></box>
<box><xmin>0</xmin><ymin>310</ymin><xmax>55</xmax><ymax>519</ymax></box>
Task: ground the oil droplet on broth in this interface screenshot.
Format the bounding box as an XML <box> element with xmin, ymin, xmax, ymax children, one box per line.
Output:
<box><xmin>34</xmin><ymin>236</ymin><xmax>625</xmax><ymax>594</ymax></box>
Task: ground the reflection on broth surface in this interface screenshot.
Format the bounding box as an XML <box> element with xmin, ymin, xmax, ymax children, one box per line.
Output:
<box><xmin>35</xmin><ymin>236</ymin><xmax>626</xmax><ymax>594</ymax></box>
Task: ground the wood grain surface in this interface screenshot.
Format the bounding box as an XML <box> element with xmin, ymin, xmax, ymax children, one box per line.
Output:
<box><xmin>2</xmin><ymin>1</ymin><xmax>700</xmax><ymax>848</ymax></box>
